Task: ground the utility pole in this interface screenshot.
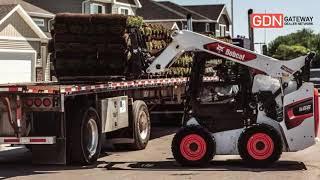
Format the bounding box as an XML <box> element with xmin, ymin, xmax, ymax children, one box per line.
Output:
<box><xmin>231</xmin><ymin>0</ymin><xmax>234</xmax><ymax>37</ymax></box>
<box><xmin>248</xmin><ymin>9</ymin><xmax>255</xmax><ymax>51</ymax></box>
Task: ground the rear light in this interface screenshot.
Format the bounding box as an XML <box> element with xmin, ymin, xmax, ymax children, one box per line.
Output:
<box><xmin>24</xmin><ymin>97</ymin><xmax>55</xmax><ymax>109</ymax></box>
<box><xmin>314</xmin><ymin>89</ymin><xmax>319</xmax><ymax>137</ymax></box>
<box><xmin>25</xmin><ymin>99</ymin><xmax>33</xmax><ymax>107</ymax></box>
<box><xmin>34</xmin><ymin>98</ymin><xmax>42</xmax><ymax>107</ymax></box>
<box><xmin>43</xmin><ymin>98</ymin><xmax>51</xmax><ymax>107</ymax></box>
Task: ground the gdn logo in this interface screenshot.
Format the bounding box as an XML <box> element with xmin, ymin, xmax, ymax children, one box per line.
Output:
<box><xmin>251</xmin><ymin>14</ymin><xmax>284</xmax><ymax>28</ymax></box>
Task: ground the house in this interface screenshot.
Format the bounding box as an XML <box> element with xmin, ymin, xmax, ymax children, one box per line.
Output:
<box><xmin>24</xmin><ymin>0</ymin><xmax>142</xmax><ymax>15</ymax></box>
<box><xmin>184</xmin><ymin>4</ymin><xmax>231</xmax><ymax>37</ymax></box>
<box><xmin>136</xmin><ymin>0</ymin><xmax>231</xmax><ymax>37</ymax></box>
<box><xmin>0</xmin><ymin>0</ymin><xmax>54</xmax><ymax>83</ymax></box>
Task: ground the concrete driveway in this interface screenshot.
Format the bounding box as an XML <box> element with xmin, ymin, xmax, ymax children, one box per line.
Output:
<box><xmin>0</xmin><ymin>126</ymin><xmax>319</xmax><ymax>180</ymax></box>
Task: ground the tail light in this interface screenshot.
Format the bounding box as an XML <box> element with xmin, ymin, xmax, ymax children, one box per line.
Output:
<box><xmin>43</xmin><ymin>98</ymin><xmax>52</xmax><ymax>107</ymax></box>
<box><xmin>25</xmin><ymin>99</ymin><xmax>33</xmax><ymax>107</ymax></box>
<box><xmin>24</xmin><ymin>97</ymin><xmax>56</xmax><ymax>109</ymax></box>
<box><xmin>314</xmin><ymin>89</ymin><xmax>319</xmax><ymax>137</ymax></box>
<box><xmin>34</xmin><ymin>98</ymin><xmax>42</xmax><ymax>107</ymax></box>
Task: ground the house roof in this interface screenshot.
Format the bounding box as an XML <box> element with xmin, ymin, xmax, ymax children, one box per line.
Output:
<box><xmin>158</xmin><ymin>1</ymin><xmax>211</xmax><ymax>21</ymax></box>
<box><xmin>183</xmin><ymin>4</ymin><xmax>225</xmax><ymax>21</ymax></box>
<box><xmin>0</xmin><ymin>4</ymin><xmax>15</xmax><ymax>20</ymax></box>
<box><xmin>138</xmin><ymin>0</ymin><xmax>227</xmax><ymax>23</ymax></box>
<box><xmin>0</xmin><ymin>4</ymin><xmax>48</xmax><ymax>39</ymax></box>
<box><xmin>137</xmin><ymin>0</ymin><xmax>185</xmax><ymax>21</ymax></box>
<box><xmin>0</xmin><ymin>0</ymin><xmax>54</xmax><ymax>18</ymax></box>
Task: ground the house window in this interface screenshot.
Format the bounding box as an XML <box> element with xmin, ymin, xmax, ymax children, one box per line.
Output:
<box><xmin>90</xmin><ymin>3</ymin><xmax>105</xmax><ymax>14</ymax></box>
<box><xmin>32</xmin><ymin>18</ymin><xmax>45</xmax><ymax>27</ymax></box>
<box><xmin>219</xmin><ymin>24</ymin><xmax>226</xmax><ymax>37</ymax></box>
<box><xmin>119</xmin><ymin>7</ymin><xmax>130</xmax><ymax>15</ymax></box>
<box><xmin>205</xmin><ymin>23</ymin><xmax>210</xmax><ymax>32</ymax></box>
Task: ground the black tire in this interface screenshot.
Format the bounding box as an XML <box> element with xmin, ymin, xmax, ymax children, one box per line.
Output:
<box><xmin>71</xmin><ymin>107</ymin><xmax>102</xmax><ymax>165</ymax></box>
<box><xmin>238</xmin><ymin>124</ymin><xmax>283</xmax><ymax>167</ymax></box>
<box><xmin>172</xmin><ymin>125</ymin><xmax>215</xmax><ymax>167</ymax></box>
<box><xmin>130</xmin><ymin>101</ymin><xmax>151</xmax><ymax>150</ymax></box>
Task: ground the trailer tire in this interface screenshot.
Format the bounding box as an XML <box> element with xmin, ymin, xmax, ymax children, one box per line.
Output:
<box><xmin>130</xmin><ymin>101</ymin><xmax>151</xmax><ymax>150</ymax></box>
<box><xmin>172</xmin><ymin>125</ymin><xmax>215</xmax><ymax>167</ymax></box>
<box><xmin>238</xmin><ymin>124</ymin><xmax>282</xmax><ymax>167</ymax></box>
<box><xmin>71</xmin><ymin>107</ymin><xmax>102</xmax><ymax>165</ymax></box>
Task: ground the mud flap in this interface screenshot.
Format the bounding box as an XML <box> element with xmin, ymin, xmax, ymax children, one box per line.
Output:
<box><xmin>281</xmin><ymin>83</ymin><xmax>316</xmax><ymax>151</ymax></box>
<box><xmin>31</xmin><ymin>138</ymin><xmax>67</xmax><ymax>164</ymax></box>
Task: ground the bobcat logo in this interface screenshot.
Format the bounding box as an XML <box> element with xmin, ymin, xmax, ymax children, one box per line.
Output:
<box><xmin>216</xmin><ymin>44</ymin><xmax>225</xmax><ymax>54</ymax></box>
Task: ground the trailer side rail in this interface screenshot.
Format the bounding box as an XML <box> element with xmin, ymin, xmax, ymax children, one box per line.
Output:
<box><xmin>0</xmin><ymin>77</ymin><xmax>218</xmax><ymax>95</ymax></box>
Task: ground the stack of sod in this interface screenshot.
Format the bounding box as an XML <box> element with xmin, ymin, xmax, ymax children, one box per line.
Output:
<box><xmin>141</xmin><ymin>24</ymin><xmax>173</xmax><ymax>56</ymax></box>
<box><xmin>165</xmin><ymin>55</ymin><xmax>193</xmax><ymax>77</ymax></box>
<box><xmin>51</xmin><ymin>13</ymin><xmax>143</xmax><ymax>79</ymax></box>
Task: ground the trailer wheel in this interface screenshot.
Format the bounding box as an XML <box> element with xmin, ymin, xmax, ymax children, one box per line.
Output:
<box><xmin>238</xmin><ymin>124</ymin><xmax>282</xmax><ymax>167</ymax></box>
<box><xmin>131</xmin><ymin>101</ymin><xmax>151</xmax><ymax>150</ymax></box>
<box><xmin>172</xmin><ymin>125</ymin><xmax>215</xmax><ymax>167</ymax></box>
<box><xmin>71</xmin><ymin>107</ymin><xmax>102</xmax><ymax>165</ymax></box>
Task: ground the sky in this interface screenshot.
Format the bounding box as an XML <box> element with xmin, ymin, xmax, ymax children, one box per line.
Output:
<box><xmin>156</xmin><ymin>0</ymin><xmax>320</xmax><ymax>51</ymax></box>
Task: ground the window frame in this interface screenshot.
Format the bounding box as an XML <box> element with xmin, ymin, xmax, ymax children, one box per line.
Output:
<box><xmin>219</xmin><ymin>24</ymin><xmax>227</xmax><ymax>37</ymax></box>
<box><xmin>119</xmin><ymin>7</ymin><xmax>130</xmax><ymax>15</ymax></box>
<box><xmin>32</xmin><ymin>18</ymin><xmax>45</xmax><ymax>27</ymax></box>
<box><xmin>90</xmin><ymin>3</ymin><xmax>105</xmax><ymax>14</ymax></box>
<box><xmin>205</xmin><ymin>23</ymin><xmax>210</xmax><ymax>32</ymax></box>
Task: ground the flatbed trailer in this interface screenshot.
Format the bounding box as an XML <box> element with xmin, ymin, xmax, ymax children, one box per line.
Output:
<box><xmin>0</xmin><ymin>76</ymin><xmax>216</xmax><ymax>164</ymax></box>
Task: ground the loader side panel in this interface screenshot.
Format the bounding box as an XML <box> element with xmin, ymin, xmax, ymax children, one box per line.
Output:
<box><xmin>281</xmin><ymin>83</ymin><xmax>316</xmax><ymax>151</ymax></box>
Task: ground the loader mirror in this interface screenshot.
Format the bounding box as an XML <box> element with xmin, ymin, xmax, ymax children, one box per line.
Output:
<box><xmin>301</xmin><ymin>52</ymin><xmax>316</xmax><ymax>83</ymax></box>
<box><xmin>306</xmin><ymin>52</ymin><xmax>316</xmax><ymax>63</ymax></box>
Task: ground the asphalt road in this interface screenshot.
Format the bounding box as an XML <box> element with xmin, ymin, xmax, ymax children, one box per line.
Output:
<box><xmin>0</xmin><ymin>126</ymin><xmax>320</xmax><ymax>180</ymax></box>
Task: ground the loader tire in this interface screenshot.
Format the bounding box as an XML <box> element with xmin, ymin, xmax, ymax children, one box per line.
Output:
<box><xmin>238</xmin><ymin>124</ymin><xmax>282</xmax><ymax>167</ymax></box>
<box><xmin>130</xmin><ymin>101</ymin><xmax>151</xmax><ymax>150</ymax></box>
<box><xmin>172</xmin><ymin>125</ymin><xmax>215</xmax><ymax>167</ymax></box>
<box><xmin>71</xmin><ymin>107</ymin><xmax>102</xmax><ymax>165</ymax></box>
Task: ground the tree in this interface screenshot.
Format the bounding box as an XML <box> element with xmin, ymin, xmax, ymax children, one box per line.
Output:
<box><xmin>268</xmin><ymin>29</ymin><xmax>320</xmax><ymax>64</ymax></box>
<box><xmin>272</xmin><ymin>44</ymin><xmax>309</xmax><ymax>60</ymax></box>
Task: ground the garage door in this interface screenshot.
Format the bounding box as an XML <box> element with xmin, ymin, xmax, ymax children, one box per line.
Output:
<box><xmin>0</xmin><ymin>51</ymin><xmax>35</xmax><ymax>84</ymax></box>
<box><xmin>0</xmin><ymin>60</ymin><xmax>32</xmax><ymax>83</ymax></box>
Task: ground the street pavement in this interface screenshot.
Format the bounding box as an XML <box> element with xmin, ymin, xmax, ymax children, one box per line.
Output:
<box><xmin>0</xmin><ymin>126</ymin><xmax>319</xmax><ymax>180</ymax></box>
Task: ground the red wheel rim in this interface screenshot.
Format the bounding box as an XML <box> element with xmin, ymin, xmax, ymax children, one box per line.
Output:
<box><xmin>247</xmin><ymin>133</ymin><xmax>274</xmax><ymax>160</ymax></box>
<box><xmin>180</xmin><ymin>134</ymin><xmax>207</xmax><ymax>161</ymax></box>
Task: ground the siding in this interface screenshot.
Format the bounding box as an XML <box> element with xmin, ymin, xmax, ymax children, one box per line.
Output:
<box><xmin>116</xmin><ymin>0</ymin><xmax>136</xmax><ymax>5</ymax></box>
<box><xmin>219</xmin><ymin>14</ymin><xmax>230</xmax><ymax>31</ymax></box>
<box><xmin>0</xmin><ymin>40</ymin><xmax>38</xmax><ymax>51</ymax></box>
<box><xmin>0</xmin><ymin>12</ymin><xmax>38</xmax><ymax>38</ymax></box>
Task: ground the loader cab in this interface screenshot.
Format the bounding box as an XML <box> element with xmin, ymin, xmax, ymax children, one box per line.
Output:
<box><xmin>184</xmin><ymin>52</ymin><xmax>256</xmax><ymax>133</ymax></box>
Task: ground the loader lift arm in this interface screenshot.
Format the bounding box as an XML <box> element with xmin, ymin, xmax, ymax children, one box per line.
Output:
<box><xmin>147</xmin><ymin>30</ymin><xmax>315</xmax><ymax>79</ymax></box>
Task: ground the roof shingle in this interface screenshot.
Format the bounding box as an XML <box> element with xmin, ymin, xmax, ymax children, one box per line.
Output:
<box><xmin>137</xmin><ymin>0</ymin><xmax>184</xmax><ymax>20</ymax></box>
<box><xmin>0</xmin><ymin>0</ymin><xmax>54</xmax><ymax>17</ymax></box>
<box><xmin>0</xmin><ymin>4</ymin><xmax>15</xmax><ymax>20</ymax></box>
<box><xmin>158</xmin><ymin>1</ymin><xmax>210</xmax><ymax>21</ymax></box>
<box><xmin>183</xmin><ymin>4</ymin><xmax>225</xmax><ymax>21</ymax></box>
